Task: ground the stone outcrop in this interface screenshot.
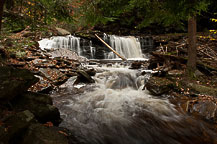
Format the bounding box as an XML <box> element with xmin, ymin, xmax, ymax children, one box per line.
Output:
<box><xmin>23</xmin><ymin>124</ymin><xmax>69</xmax><ymax>144</ymax></box>
<box><xmin>0</xmin><ymin>66</ymin><xmax>39</xmax><ymax>102</ymax></box>
<box><xmin>186</xmin><ymin>97</ymin><xmax>217</xmax><ymax>123</ymax></box>
<box><xmin>74</xmin><ymin>70</ymin><xmax>95</xmax><ymax>84</ymax></box>
<box><xmin>13</xmin><ymin>92</ymin><xmax>61</xmax><ymax>126</ymax></box>
<box><xmin>0</xmin><ymin>110</ymin><xmax>35</xmax><ymax>144</ymax></box>
<box><xmin>55</xmin><ymin>27</ymin><xmax>71</xmax><ymax>36</ymax></box>
<box><xmin>145</xmin><ymin>76</ymin><xmax>174</xmax><ymax>96</ymax></box>
<box><xmin>0</xmin><ymin>66</ymin><xmax>66</xmax><ymax>143</ymax></box>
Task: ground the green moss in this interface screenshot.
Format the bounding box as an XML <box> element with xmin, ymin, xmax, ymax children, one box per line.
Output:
<box><xmin>189</xmin><ymin>83</ymin><xmax>217</xmax><ymax>97</ymax></box>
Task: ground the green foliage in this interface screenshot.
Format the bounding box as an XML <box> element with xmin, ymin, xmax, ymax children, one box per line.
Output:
<box><xmin>3</xmin><ymin>0</ymin><xmax>75</xmax><ymax>32</ymax></box>
<box><xmin>78</xmin><ymin>0</ymin><xmax>211</xmax><ymax>30</ymax></box>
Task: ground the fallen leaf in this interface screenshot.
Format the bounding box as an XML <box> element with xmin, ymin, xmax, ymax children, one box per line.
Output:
<box><xmin>44</xmin><ymin>122</ymin><xmax>53</xmax><ymax>127</ymax></box>
<box><xmin>58</xmin><ymin>130</ymin><xmax>68</xmax><ymax>136</ymax></box>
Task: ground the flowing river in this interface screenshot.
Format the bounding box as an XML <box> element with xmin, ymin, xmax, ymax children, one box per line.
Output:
<box><xmin>50</xmin><ymin>63</ymin><xmax>217</xmax><ymax>144</ymax></box>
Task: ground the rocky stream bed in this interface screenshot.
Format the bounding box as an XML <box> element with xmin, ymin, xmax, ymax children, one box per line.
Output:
<box><xmin>0</xmin><ymin>29</ymin><xmax>217</xmax><ymax>144</ymax></box>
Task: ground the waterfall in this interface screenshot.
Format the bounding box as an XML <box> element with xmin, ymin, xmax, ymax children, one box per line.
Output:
<box><xmin>39</xmin><ymin>34</ymin><xmax>153</xmax><ymax>60</ymax></box>
<box><xmin>89</xmin><ymin>41</ymin><xmax>96</xmax><ymax>59</ymax></box>
<box><xmin>39</xmin><ymin>35</ymin><xmax>86</xmax><ymax>57</ymax></box>
<box><xmin>106</xmin><ymin>35</ymin><xmax>143</xmax><ymax>59</ymax></box>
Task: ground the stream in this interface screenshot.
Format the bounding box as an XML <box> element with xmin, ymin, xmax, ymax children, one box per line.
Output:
<box><xmin>38</xmin><ymin>34</ymin><xmax>217</xmax><ymax>144</ymax></box>
<box><xmin>51</xmin><ymin>63</ymin><xmax>217</xmax><ymax>144</ymax></box>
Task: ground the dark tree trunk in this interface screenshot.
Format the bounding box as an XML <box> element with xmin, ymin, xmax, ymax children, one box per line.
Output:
<box><xmin>187</xmin><ymin>16</ymin><xmax>197</xmax><ymax>75</ymax></box>
<box><xmin>0</xmin><ymin>0</ymin><xmax>6</xmax><ymax>33</ymax></box>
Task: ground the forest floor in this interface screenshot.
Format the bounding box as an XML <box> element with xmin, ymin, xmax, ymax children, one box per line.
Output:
<box><xmin>149</xmin><ymin>33</ymin><xmax>217</xmax><ymax>128</ymax></box>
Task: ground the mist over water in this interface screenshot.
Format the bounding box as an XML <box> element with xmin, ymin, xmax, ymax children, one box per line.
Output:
<box><xmin>51</xmin><ymin>65</ymin><xmax>217</xmax><ymax>144</ymax></box>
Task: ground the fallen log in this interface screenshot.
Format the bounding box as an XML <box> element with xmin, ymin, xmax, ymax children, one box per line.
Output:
<box><xmin>95</xmin><ymin>34</ymin><xmax>127</xmax><ymax>61</ymax></box>
<box><xmin>151</xmin><ymin>52</ymin><xmax>217</xmax><ymax>75</ymax></box>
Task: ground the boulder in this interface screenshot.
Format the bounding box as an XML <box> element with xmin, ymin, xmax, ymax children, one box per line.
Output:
<box><xmin>23</xmin><ymin>123</ymin><xmax>68</xmax><ymax>144</ymax></box>
<box><xmin>145</xmin><ymin>76</ymin><xmax>174</xmax><ymax>95</ymax></box>
<box><xmin>55</xmin><ymin>27</ymin><xmax>71</xmax><ymax>36</ymax></box>
<box><xmin>0</xmin><ymin>110</ymin><xmax>35</xmax><ymax>144</ymax></box>
<box><xmin>186</xmin><ymin>100</ymin><xmax>217</xmax><ymax>122</ymax></box>
<box><xmin>74</xmin><ymin>70</ymin><xmax>95</xmax><ymax>84</ymax></box>
<box><xmin>0</xmin><ymin>66</ymin><xmax>39</xmax><ymax>102</ymax></box>
<box><xmin>39</xmin><ymin>68</ymin><xmax>69</xmax><ymax>86</ymax></box>
<box><xmin>129</xmin><ymin>61</ymin><xmax>142</xmax><ymax>69</ymax></box>
<box><xmin>85</xmin><ymin>68</ymin><xmax>96</xmax><ymax>76</ymax></box>
<box><xmin>13</xmin><ymin>92</ymin><xmax>61</xmax><ymax>126</ymax></box>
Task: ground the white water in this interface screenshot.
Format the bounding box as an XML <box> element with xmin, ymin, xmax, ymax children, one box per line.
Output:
<box><xmin>106</xmin><ymin>35</ymin><xmax>143</xmax><ymax>59</ymax></box>
<box><xmin>51</xmin><ymin>63</ymin><xmax>217</xmax><ymax>144</ymax></box>
<box><xmin>51</xmin><ymin>66</ymin><xmax>191</xmax><ymax>144</ymax></box>
<box><xmin>39</xmin><ymin>34</ymin><xmax>145</xmax><ymax>60</ymax></box>
<box><xmin>38</xmin><ymin>35</ymin><xmax>81</xmax><ymax>55</ymax></box>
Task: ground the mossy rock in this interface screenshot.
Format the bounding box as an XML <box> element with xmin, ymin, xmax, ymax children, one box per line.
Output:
<box><xmin>13</xmin><ymin>92</ymin><xmax>61</xmax><ymax>126</ymax></box>
<box><xmin>186</xmin><ymin>83</ymin><xmax>217</xmax><ymax>97</ymax></box>
<box><xmin>0</xmin><ymin>66</ymin><xmax>39</xmax><ymax>102</ymax></box>
<box><xmin>146</xmin><ymin>76</ymin><xmax>174</xmax><ymax>96</ymax></box>
<box><xmin>0</xmin><ymin>110</ymin><xmax>35</xmax><ymax>144</ymax></box>
<box><xmin>23</xmin><ymin>123</ymin><xmax>68</xmax><ymax>144</ymax></box>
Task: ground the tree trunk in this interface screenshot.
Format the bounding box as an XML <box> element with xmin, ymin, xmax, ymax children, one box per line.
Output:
<box><xmin>0</xmin><ymin>0</ymin><xmax>6</xmax><ymax>33</ymax></box>
<box><xmin>187</xmin><ymin>16</ymin><xmax>197</xmax><ymax>75</ymax></box>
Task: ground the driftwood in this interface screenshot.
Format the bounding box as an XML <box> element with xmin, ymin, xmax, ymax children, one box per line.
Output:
<box><xmin>95</xmin><ymin>34</ymin><xmax>127</xmax><ymax>61</ymax></box>
<box><xmin>151</xmin><ymin>52</ymin><xmax>217</xmax><ymax>75</ymax></box>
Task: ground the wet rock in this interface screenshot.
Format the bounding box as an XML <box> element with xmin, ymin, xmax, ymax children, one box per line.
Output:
<box><xmin>0</xmin><ymin>66</ymin><xmax>39</xmax><ymax>102</ymax></box>
<box><xmin>39</xmin><ymin>68</ymin><xmax>65</xmax><ymax>81</ymax></box>
<box><xmin>74</xmin><ymin>70</ymin><xmax>95</xmax><ymax>84</ymax></box>
<box><xmin>152</xmin><ymin>70</ymin><xmax>167</xmax><ymax>77</ymax></box>
<box><xmin>168</xmin><ymin>69</ymin><xmax>184</xmax><ymax>76</ymax></box>
<box><xmin>38</xmin><ymin>86</ymin><xmax>54</xmax><ymax>94</ymax></box>
<box><xmin>88</xmin><ymin>62</ymin><xmax>99</xmax><ymax>65</ymax></box>
<box><xmin>145</xmin><ymin>76</ymin><xmax>174</xmax><ymax>95</ymax></box>
<box><xmin>106</xmin><ymin>63</ymin><xmax>113</xmax><ymax>67</ymax></box>
<box><xmin>0</xmin><ymin>110</ymin><xmax>35</xmax><ymax>144</ymax></box>
<box><xmin>85</xmin><ymin>68</ymin><xmax>96</xmax><ymax>76</ymax></box>
<box><xmin>37</xmin><ymin>68</ymin><xmax>69</xmax><ymax>88</ymax></box>
<box><xmin>55</xmin><ymin>27</ymin><xmax>71</xmax><ymax>36</ymax></box>
<box><xmin>49</xmin><ymin>48</ymin><xmax>81</xmax><ymax>60</ymax></box>
<box><xmin>13</xmin><ymin>92</ymin><xmax>61</xmax><ymax>126</ymax></box>
<box><xmin>186</xmin><ymin>100</ymin><xmax>217</xmax><ymax>122</ymax></box>
<box><xmin>28</xmin><ymin>75</ymin><xmax>54</xmax><ymax>93</ymax></box>
<box><xmin>129</xmin><ymin>61</ymin><xmax>142</xmax><ymax>69</ymax></box>
<box><xmin>53</xmin><ymin>76</ymin><xmax>69</xmax><ymax>86</ymax></box>
<box><xmin>66</xmin><ymin>71</ymin><xmax>77</xmax><ymax>77</ymax></box>
<box><xmin>108</xmin><ymin>73</ymin><xmax>137</xmax><ymax>89</ymax></box>
<box><xmin>23</xmin><ymin>123</ymin><xmax>68</xmax><ymax>144</ymax></box>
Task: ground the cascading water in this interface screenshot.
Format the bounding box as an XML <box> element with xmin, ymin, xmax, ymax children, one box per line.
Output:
<box><xmin>38</xmin><ymin>35</ymin><xmax>95</xmax><ymax>59</ymax></box>
<box><xmin>51</xmin><ymin>64</ymin><xmax>217</xmax><ymax>144</ymax></box>
<box><xmin>106</xmin><ymin>35</ymin><xmax>143</xmax><ymax>59</ymax></box>
<box><xmin>39</xmin><ymin>35</ymin><xmax>80</xmax><ymax>53</ymax></box>
<box><xmin>38</xmin><ymin>34</ymin><xmax>153</xmax><ymax>60</ymax></box>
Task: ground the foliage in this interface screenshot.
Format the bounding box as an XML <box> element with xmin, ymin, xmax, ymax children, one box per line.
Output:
<box><xmin>77</xmin><ymin>0</ymin><xmax>212</xmax><ymax>31</ymax></box>
<box><xmin>2</xmin><ymin>0</ymin><xmax>216</xmax><ymax>33</ymax></box>
<box><xmin>209</xmin><ymin>18</ymin><xmax>217</xmax><ymax>40</ymax></box>
<box><xmin>3</xmin><ymin>0</ymin><xmax>75</xmax><ymax>32</ymax></box>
